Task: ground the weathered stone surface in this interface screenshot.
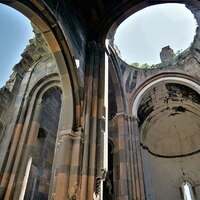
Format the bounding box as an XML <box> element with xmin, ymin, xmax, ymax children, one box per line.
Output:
<box><xmin>160</xmin><ymin>45</ymin><xmax>175</xmax><ymax>65</ymax></box>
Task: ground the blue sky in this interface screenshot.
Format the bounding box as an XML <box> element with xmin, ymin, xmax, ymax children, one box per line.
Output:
<box><xmin>0</xmin><ymin>4</ymin><xmax>34</xmax><ymax>88</ymax></box>
<box><xmin>115</xmin><ymin>3</ymin><xmax>197</xmax><ymax>65</ymax></box>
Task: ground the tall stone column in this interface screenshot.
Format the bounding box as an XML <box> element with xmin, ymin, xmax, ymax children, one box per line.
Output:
<box><xmin>68</xmin><ymin>128</ymin><xmax>83</xmax><ymax>198</ymax></box>
<box><xmin>0</xmin><ymin>69</ymin><xmax>34</xmax><ymax>175</ymax></box>
<box><xmin>0</xmin><ymin>96</ymin><xmax>30</xmax><ymax>199</ymax></box>
<box><xmin>4</xmin><ymin>98</ymin><xmax>45</xmax><ymax>200</ymax></box>
<box><xmin>48</xmin><ymin>94</ymin><xmax>83</xmax><ymax>200</ymax></box>
<box><xmin>129</xmin><ymin>115</ymin><xmax>145</xmax><ymax>200</ymax></box>
<box><xmin>49</xmin><ymin>130</ymin><xmax>82</xmax><ymax>200</ymax></box>
<box><xmin>112</xmin><ymin>113</ymin><xmax>129</xmax><ymax>200</ymax></box>
<box><xmin>80</xmin><ymin>42</ymin><xmax>107</xmax><ymax>200</ymax></box>
<box><xmin>112</xmin><ymin>113</ymin><xmax>145</xmax><ymax>200</ymax></box>
<box><xmin>11</xmin><ymin>98</ymin><xmax>44</xmax><ymax>199</ymax></box>
<box><xmin>49</xmin><ymin>129</ymin><xmax>83</xmax><ymax>200</ymax></box>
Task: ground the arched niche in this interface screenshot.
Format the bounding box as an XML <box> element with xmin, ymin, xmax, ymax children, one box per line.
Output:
<box><xmin>132</xmin><ymin>75</ymin><xmax>200</xmax><ymax>199</ymax></box>
<box><xmin>24</xmin><ymin>87</ymin><xmax>62</xmax><ymax>200</ymax></box>
<box><xmin>1</xmin><ymin>72</ymin><xmax>67</xmax><ymax>199</ymax></box>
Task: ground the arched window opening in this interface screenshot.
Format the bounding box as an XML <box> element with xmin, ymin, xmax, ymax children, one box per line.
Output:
<box><xmin>182</xmin><ymin>181</ymin><xmax>195</xmax><ymax>200</ymax></box>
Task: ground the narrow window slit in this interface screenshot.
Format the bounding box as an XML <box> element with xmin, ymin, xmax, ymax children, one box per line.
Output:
<box><xmin>182</xmin><ymin>181</ymin><xmax>194</xmax><ymax>200</ymax></box>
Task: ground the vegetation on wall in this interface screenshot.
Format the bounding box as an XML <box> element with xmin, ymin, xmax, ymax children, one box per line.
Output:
<box><xmin>113</xmin><ymin>43</ymin><xmax>193</xmax><ymax>69</ymax></box>
<box><xmin>130</xmin><ymin>62</ymin><xmax>151</xmax><ymax>68</ymax></box>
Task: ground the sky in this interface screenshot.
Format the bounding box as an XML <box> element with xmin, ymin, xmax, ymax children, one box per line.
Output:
<box><xmin>115</xmin><ymin>3</ymin><xmax>197</xmax><ymax>65</ymax></box>
<box><xmin>0</xmin><ymin>3</ymin><xmax>196</xmax><ymax>198</ymax></box>
<box><xmin>0</xmin><ymin>4</ymin><xmax>34</xmax><ymax>88</ymax></box>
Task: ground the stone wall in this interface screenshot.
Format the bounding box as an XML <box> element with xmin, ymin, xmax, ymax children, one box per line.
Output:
<box><xmin>24</xmin><ymin>90</ymin><xmax>62</xmax><ymax>200</ymax></box>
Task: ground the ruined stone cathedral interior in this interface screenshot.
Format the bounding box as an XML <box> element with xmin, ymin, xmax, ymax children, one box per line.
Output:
<box><xmin>1</xmin><ymin>0</ymin><xmax>200</xmax><ymax>199</ymax></box>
